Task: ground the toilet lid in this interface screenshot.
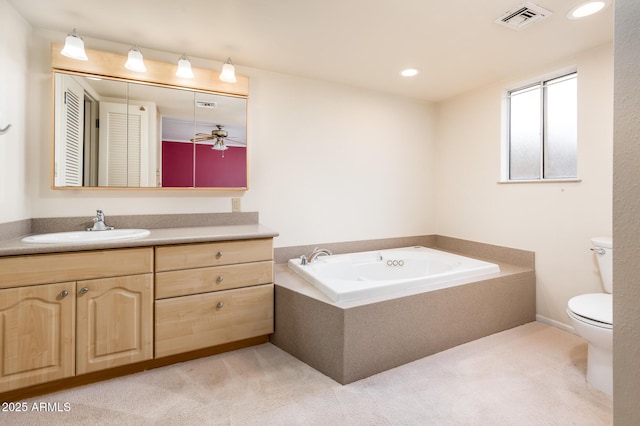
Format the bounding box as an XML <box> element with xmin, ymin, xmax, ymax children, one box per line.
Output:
<box><xmin>568</xmin><ymin>293</ymin><xmax>612</xmax><ymax>326</ymax></box>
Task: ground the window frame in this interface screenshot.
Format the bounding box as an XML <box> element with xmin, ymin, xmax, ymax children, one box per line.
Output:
<box><xmin>500</xmin><ymin>67</ymin><xmax>581</xmax><ymax>184</ymax></box>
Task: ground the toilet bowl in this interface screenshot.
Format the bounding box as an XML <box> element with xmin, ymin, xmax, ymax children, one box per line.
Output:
<box><xmin>566</xmin><ymin>237</ymin><xmax>613</xmax><ymax>397</ymax></box>
<box><xmin>567</xmin><ymin>293</ymin><xmax>612</xmax><ymax>396</ymax></box>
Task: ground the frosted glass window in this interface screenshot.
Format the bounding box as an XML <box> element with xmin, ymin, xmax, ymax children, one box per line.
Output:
<box><xmin>509</xmin><ymin>85</ymin><xmax>541</xmax><ymax>179</ymax></box>
<box><xmin>507</xmin><ymin>72</ymin><xmax>577</xmax><ymax>180</ymax></box>
<box><xmin>544</xmin><ymin>74</ymin><xmax>577</xmax><ymax>178</ymax></box>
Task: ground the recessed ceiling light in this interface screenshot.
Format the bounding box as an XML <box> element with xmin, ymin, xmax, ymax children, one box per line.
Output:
<box><xmin>567</xmin><ymin>0</ymin><xmax>610</xmax><ymax>19</ymax></box>
<box><xmin>400</xmin><ymin>68</ymin><xmax>420</xmax><ymax>77</ymax></box>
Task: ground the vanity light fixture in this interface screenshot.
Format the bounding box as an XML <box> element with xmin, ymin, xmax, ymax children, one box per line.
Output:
<box><xmin>400</xmin><ymin>68</ymin><xmax>421</xmax><ymax>77</ymax></box>
<box><xmin>567</xmin><ymin>0</ymin><xmax>610</xmax><ymax>19</ymax></box>
<box><xmin>219</xmin><ymin>57</ymin><xmax>237</xmax><ymax>83</ymax></box>
<box><xmin>125</xmin><ymin>46</ymin><xmax>147</xmax><ymax>72</ymax></box>
<box><xmin>60</xmin><ymin>28</ymin><xmax>88</xmax><ymax>61</ymax></box>
<box><xmin>176</xmin><ymin>54</ymin><xmax>195</xmax><ymax>78</ymax></box>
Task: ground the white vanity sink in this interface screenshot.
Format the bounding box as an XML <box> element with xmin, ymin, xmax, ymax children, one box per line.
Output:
<box><xmin>21</xmin><ymin>229</ymin><xmax>150</xmax><ymax>244</ymax></box>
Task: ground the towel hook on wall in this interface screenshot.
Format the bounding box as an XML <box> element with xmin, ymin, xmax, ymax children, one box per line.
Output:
<box><xmin>0</xmin><ymin>124</ymin><xmax>11</xmax><ymax>135</ymax></box>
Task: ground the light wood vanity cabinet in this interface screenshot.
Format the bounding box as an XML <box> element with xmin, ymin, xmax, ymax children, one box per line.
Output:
<box><xmin>0</xmin><ymin>237</ymin><xmax>275</xmax><ymax>396</ymax></box>
<box><xmin>155</xmin><ymin>238</ymin><xmax>274</xmax><ymax>358</ymax></box>
<box><xmin>0</xmin><ymin>248</ymin><xmax>154</xmax><ymax>393</ymax></box>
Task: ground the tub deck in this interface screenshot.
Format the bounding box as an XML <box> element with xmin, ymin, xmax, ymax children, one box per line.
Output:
<box><xmin>270</xmin><ymin>236</ymin><xmax>535</xmax><ymax>384</ymax></box>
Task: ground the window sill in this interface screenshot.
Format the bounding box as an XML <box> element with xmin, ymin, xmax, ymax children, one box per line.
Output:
<box><xmin>497</xmin><ymin>178</ymin><xmax>582</xmax><ymax>184</ymax></box>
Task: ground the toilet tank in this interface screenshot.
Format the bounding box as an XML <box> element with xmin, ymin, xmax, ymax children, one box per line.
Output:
<box><xmin>591</xmin><ymin>237</ymin><xmax>613</xmax><ymax>293</ymax></box>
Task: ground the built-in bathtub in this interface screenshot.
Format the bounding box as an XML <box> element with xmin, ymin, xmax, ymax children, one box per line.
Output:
<box><xmin>288</xmin><ymin>246</ymin><xmax>501</xmax><ymax>303</ymax></box>
<box><xmin>271</xmin><ymin>236</ymin><xmax>536</xmax><ymax>384</ymax></box>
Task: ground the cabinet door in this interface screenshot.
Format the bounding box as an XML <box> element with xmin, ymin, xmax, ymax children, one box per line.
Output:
<box><xmin>76</xmin><ymin>274</ymin><xmax>153</xmax><ymax>374</ymax></box>
<box><xmin>0</xmin><ymin>282</ymin><xmax>75</xmax><ymax>392</ymax></box>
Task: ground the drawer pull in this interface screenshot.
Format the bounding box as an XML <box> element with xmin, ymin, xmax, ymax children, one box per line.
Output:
<box><xmin>216</xmin><ymin>302</ymin><xmax>224</xmax><ymax>309</ymax></box>
<box><xmin>79</xmin><ymin>287</ymin><xmax>89</xmax><ymax>295</ymax></box>
<box><xmin>216</xmin><ymin>251</ymin><xmax>223</xmax><ymax>258</ymax></box>
<box><xmin>59</xmin><ymin>290</ymin><xmax>69</xmax><ymax>298</ymax></box>
<box><xmin>216</xmin><ymin>276</ymin><xmax>224</xmax><ymax>284</ymax></box>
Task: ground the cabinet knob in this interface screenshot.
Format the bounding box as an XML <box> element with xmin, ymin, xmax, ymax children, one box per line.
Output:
<box><xmin>59</xmin><ymin>290</ymin><xmax>69</xmax><ymax>298</ymax></box>
<box><xmin>216</xmin><ymin>276</ymin><xmax>224</xmax><ymax>284</ymax></box>
<box><xmin>216</xmin><ymin>251</ymin><xmax>223</xmax><ymax>258</ymax></box>
<box><xmin>216</xmin><ymin>302</ymin><xmax>224</xmax><ymax>309</ymax></box>
<box><xmin>79</xmin><ymin>287</ymin><xmax>89</xmax><ymax>295</ymax></box>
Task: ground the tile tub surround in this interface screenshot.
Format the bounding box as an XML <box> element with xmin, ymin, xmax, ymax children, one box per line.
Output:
<box><xmin>271</xmin><ymin>237</ymin><xmax>535</xmax><ymax>384</ymax></box>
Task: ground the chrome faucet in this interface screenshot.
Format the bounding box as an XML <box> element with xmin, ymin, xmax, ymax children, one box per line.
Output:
<box><xmin>87</xmin><ymin>209</ymin><xmax>114</xmax><ymax>231</ymax></box>
<box><xmin>300</xmin><ymin>247</ymin><xmax>332</xmax><ymax>265</ymax></box>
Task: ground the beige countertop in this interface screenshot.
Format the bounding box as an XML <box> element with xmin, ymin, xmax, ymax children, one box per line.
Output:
<box><xmin>0</xmin><ymin>224</ymin><xmax>279</xmax><ymax>257</ymax></box>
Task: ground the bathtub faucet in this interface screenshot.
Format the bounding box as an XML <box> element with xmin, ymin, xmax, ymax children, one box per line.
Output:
<box><xmin>300</xmin><ymin>247</ymin><xmax>333</xmax><ymax>265</ymax></box>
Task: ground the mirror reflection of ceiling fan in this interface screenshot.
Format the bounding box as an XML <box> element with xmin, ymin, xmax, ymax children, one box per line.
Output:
<box><xmin>190</xmin><ymin>124</ymin><xmax>241</xmax><ymax>151</ymax></box>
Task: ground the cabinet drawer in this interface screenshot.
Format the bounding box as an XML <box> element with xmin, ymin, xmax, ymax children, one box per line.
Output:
<box><xmin>155</xmin><ymin>261</ymin><xmax>273</xmax><ymax>299</ymax></box>
<box><xmin>155</xmin><ymin>284</ymin><xmax>274</xmax><ymax>358</ymax></box>
<box><xmin>0</xmin><ymin>247</ymin><xmax>154</xmax><ymax>289</ymax></box>
<box><xmin>155</xmin><ymin>238</ymin><xmax>273</xmax><ymax>272</ymax></box>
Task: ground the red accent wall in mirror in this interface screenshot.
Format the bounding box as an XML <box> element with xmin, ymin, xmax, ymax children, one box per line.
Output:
<box><xmin>195</xmin><ymin>145</ymin><xmax>247</xmax><ymax>187</ymax></box>
<box><xmin>162</xmin><ymin>141</ymin><xmax>194</xmax><ymax>187</ymax></box>
<box><xmin>162</xmin><ymin>141</ymin><xmax>247</xmax><ymax>188</ymax></box>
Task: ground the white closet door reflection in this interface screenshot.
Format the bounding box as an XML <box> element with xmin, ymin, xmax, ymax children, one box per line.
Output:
<box><xmin>98</xmin><ymin>103</ymin><xmax>148</xmax><ymax>187</ymax></box>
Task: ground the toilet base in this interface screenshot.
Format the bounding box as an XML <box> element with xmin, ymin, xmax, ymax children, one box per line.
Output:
<box><xmin>586</xmin><ymin>343</ymin><xmax>612</xmax><ymax>397</ymax></box>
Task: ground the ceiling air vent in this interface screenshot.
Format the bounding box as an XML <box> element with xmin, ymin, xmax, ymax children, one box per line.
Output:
<box><xmin>494</xmin><ymin>2</ymin><xmax>553</xmax><ymax>30</ymax></box>
<box><xmin>196</xmin><ymin>101</ymin><xmax>217</xmax><ymax>109</ymax></box>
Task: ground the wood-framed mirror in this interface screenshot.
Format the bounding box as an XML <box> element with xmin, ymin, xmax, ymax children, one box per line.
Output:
<box><xmin>51</xmin><ymin>44</ymin><xmax>249</xmax><ymax>190</ymax></box>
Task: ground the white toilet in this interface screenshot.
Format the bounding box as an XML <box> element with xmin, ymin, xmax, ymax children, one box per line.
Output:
<box><xmin>566</xmin><ymin>236</ymin><xmax>613</xmax><ymax>396</ymax></box>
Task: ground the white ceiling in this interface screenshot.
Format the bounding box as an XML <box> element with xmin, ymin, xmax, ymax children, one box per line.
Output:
<box><xmin>9</xmin><ymin>0</ymin><xmax>614</xmax><ymax>102</ymax></box>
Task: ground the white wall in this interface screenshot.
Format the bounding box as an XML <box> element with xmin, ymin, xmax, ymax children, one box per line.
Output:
<box><xmin>24</xmin><ymin>30</ymin><xmax>437</xmax><ymax>247</ymax></box>
<box><xmin>435</xmin><ymin>43</ymin><xmax>613</xmax><ymax>329</ymax></box>
<box><xmin>248</xmin><ymin>70</ymin><xmax>436</xmax><ymax>247</ymax></box>
<box><xmin>0</xmin><ymin>0</ymin><xmax>31</xmax><ymax>223</ymax></box>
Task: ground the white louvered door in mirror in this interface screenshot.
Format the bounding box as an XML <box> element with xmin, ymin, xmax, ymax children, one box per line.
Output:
<box><xmin>54</xmin><ymin>74</ymin><xmax>84</xmax><ymax>186</ymax></box>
